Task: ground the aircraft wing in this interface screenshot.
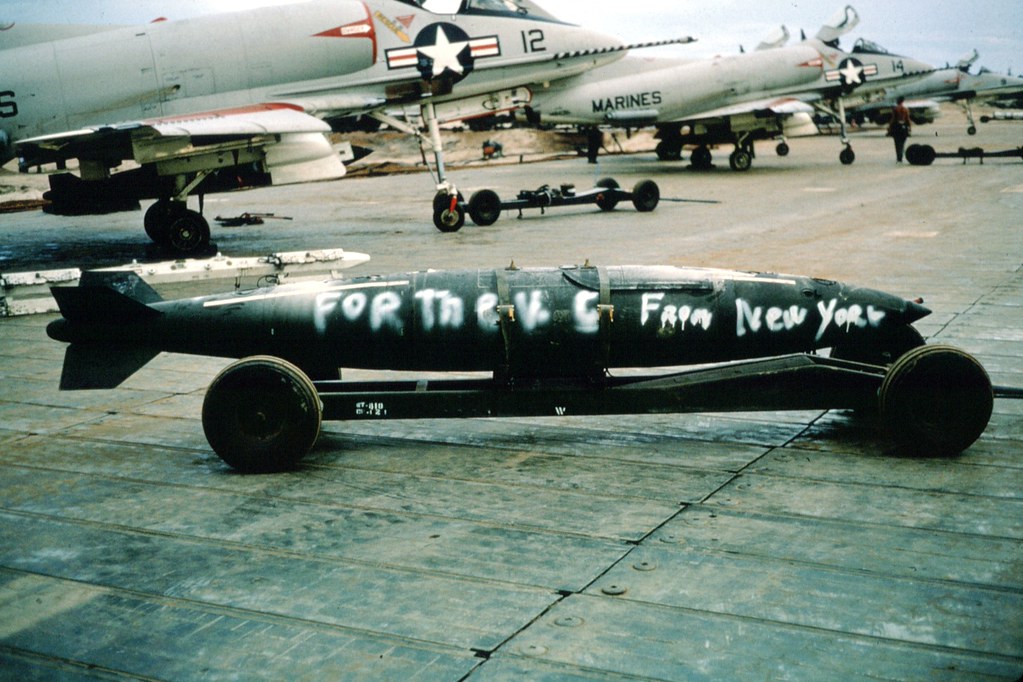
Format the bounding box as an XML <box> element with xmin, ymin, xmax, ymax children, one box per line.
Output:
<box><xmin>16</xmin><ymin>102</ymin><xmax>351</xmax><ymax>184</ymax></box>
<box><xmin>19</xmin><ymin>103</ymin><xmax>328</xmax><ymax>161</ymax></box>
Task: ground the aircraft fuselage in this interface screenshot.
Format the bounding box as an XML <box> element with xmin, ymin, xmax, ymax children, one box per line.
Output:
<box><xmin>528</xmin><ymin>40</ymin><xmax>931</xmax><ymax>126</ymax></box>
<box><xmin>0</xmin><ymin>0</ymin><xmax>623</xmax><ymax>165</ymax></box>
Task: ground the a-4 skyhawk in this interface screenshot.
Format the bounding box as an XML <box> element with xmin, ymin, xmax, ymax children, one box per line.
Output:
<box><xmin>849</xmin><ymin>50</ymin><xmax>1023</xmax><ymax>134</ymax></box>
<box><xmin>520</xmin><ymin>6</ymin><xmax>933</xmax><ymax>170</ymax></box>
<box><xmin>1</xmin><ymin>0</ymin><xmax>685</xmax><ymax>252</ymax></box>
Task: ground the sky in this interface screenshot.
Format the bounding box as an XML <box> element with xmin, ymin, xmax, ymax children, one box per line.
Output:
<box><xmin>3</xmin><ymin>0</ymin><xmax>1020</xmax><ymax>73</ymax></box>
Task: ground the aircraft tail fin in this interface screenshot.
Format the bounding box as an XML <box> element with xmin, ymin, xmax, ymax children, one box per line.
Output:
<box><xmin>59</xmin><ymin>344</ymin><xmax>161</xmax><ymax>390</ymax></box>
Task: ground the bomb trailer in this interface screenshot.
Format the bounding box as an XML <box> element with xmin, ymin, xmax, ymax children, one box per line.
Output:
<box><xmin>432</xmin><ymin>178</ymin><xmax>661</xmax><ymax>231</ymax></box>
<box><xmin>47</xmin><ymin>264</ymin><xmax>1016</xmax><ymax>473</ymax></box>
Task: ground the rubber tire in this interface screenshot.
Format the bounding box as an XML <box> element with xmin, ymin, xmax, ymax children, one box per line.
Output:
<box><xmin>879</xmin><ymin>345</ymin><xmax>993</xmax><ymax>458</ymax></box>
<box><xmin>655</xmin><ymin>140</ymin><xmax>681</xmax><ymax>161</ymax></box>
<box><xmin>202</xmin><ymin>356</ymin><xmax>322</xmax><ymax>473</ymax></box>
<box><xmin>839</xmin><ymin>146</ymin><xmax>856</xmax><ymax>165</ymax></box>
<box><xmin>631</xmin><ymin>180</ymin><xmax>660</xmax><ymax>212</ymax></box>
<box><xmin>691</xmin><ymin>146</ymin><xmax>713</xmax><ymax>169</ymax></box>
<box><xmin>906</xmin><ymin>144</ymin><xmax>936</xmax><ymax>166</ymax></box>
<box><xmin>433</xmin><ymin>191</ymin><xmax>465</xmax><ymax>232</ymax></box>
<box><xmin>729</xmin><ymin>149</ymin><xmax>752</xmax><ymax>172</ymax></box>
<box><xmin>144</xmin><ymin>200</ymin><xmax>180</xmax><ymax>245</ymax></box>
<box><xmin>776</xmin><ymin>142</ymin><xmax>790</xmax><ymax>157</ymax></box>
<box><xmin>166</xmin><ymin>210</ymin><xmax>211</xmax><ymax>254</ymax></box>
<box><xmin>595</xmin><ymin>178</ymin><xmax>620</xmax><ymax>211</ymax></box>
<box><xmin>468</xmin><ymin>189</ymin><xmax>502</xmax><ymax>226</ymax></box>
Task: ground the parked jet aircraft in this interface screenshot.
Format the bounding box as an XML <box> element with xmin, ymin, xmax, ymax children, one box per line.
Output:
<box><xmin>520</xmin><ymin>6</ymin><xmax>933</xmax><ymax>170</ymax></box>
<box><xmin>849</xmin><ymin>50</ymin><xmax>1023</xmax><ymax>134</ymax></box>
<box><xmin>1</xmin><ymin>0</ymin><xmax>676</xmax><ymax>252</ymax></box>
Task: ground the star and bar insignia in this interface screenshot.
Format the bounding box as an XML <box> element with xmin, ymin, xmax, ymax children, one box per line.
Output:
<box><xmin>825</xmin><ymin>57</ymin><xmax>879</xmax><ymax>89</ymax></box>
<box><xmin>386</xmin><ymin>22</ymin><xmax>500</xmax><ymax>82</ymax></box>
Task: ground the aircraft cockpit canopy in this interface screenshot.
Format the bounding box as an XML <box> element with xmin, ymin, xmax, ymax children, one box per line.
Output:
<box><xmin>852</xmin><ymin>37</ymin><xmax>907</xmax><ymax>58</ymax></box>
<box><xmin>404</xmin><ymin>0</ymin><xmax>561</xmax><ymax>22</ymax></box>
<box><xmin>853</xmin><ymin>38</ymin><xmax>888</xmax><ymax>54</ymax></box>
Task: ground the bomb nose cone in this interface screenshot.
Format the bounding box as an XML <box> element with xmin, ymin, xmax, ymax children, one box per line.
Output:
<box><xmin>904</xmin><ymin>299</ymin><xmax>931</xmax><ymax>324</ymax></box>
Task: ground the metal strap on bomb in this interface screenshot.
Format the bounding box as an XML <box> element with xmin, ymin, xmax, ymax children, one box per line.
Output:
<box><xmin>596</xmin><ymin>265</ymin><xmax>614</xmax><ymax>374</ymax></box>
<box><xmin>495</xmin><ymin>265</ymin><xmax>516</xmax><ymax>378</ymax></box>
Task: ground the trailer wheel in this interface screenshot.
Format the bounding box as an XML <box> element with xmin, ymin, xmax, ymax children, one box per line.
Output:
<box><xmin>906</xmin><ymin>144</ymin><xmax>936</xmax><ymax>166</ymax></box>
<box><xmin>203</xmin><ymin>356</ymin><xmax>322</xmax><ymax>473</ymax></box>
<box><xmin>468</xmin><ymin>189</ymin><xmax>502</xmax><ymax>226</ymax></box>
<box><xmin>595</xmin><ymin>178</ymin><xmax>620</xmax><ymax>211</ymax></box>
<box><xmin>432</xmin><ymin>191</ymin><xmax>465</xmax><ymax>232</ymax></box>
<box><xmin>631</xmin><ymin>180</ymin><xmax>660</xmax><ymax>212</ymax></box>
<box><xmin>879</xmin><ymin>345</ymin><xmax>992</xmax><ymax>458</ymax></box>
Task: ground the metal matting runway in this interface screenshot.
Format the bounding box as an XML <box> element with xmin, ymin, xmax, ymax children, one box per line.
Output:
<box><xmin>1</xmin><ymin>110</ymin><xmax>1021</xmax><ymax>679</ymax></box>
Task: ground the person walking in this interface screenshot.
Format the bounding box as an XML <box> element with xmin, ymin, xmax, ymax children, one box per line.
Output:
<box><xmin>888</xmin><ymin>96</ymin><xmax>912</xmax><ymax>163</ymax></box>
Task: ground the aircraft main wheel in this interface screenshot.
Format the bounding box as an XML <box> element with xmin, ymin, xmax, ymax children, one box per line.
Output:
<box><xmin>839</xmin><ymin>146</ymin><xmax>856</xmax><ymax>165</ymax></box>
<box><xmin>166</xmin><ymin>210</ymin><xmax>211</xmax><ymax>254</ymax></box>
<box><xmin>776</xmin><ymin>142</ymin><xmax>790</xmax><ymax>157</ymax></box>
<box><xmin>468</xmin><ymin>189</ymin><xmax>502</xmax><ymax>226</ymax></box>
<box><xmin>202</xmin><ymin>356</ymin><xmax>322</xmax><ymax>473</ymax></box>
<box><xmin>144</xmin><ymin>200</ymin><xmax>181</xmax><ymax>245</ymax></box>
<box><xmin>879</xmin><ymin>345</ymin><xmax>993</xmax><ymax>458</ymax></box>
<box><xmin>631</xmin><ymin>180</ymin><xmax>660</xmax><ymax>212</ymax></box>
<box><xmin>905</xmin><ymin>144</ymin><xmax>936</xmax><ymax>166</ymax></box>
<box><xmin>595</xmin><ymin>178</ymin><xmax>620</xmax><ymax>211</ymax></box>
<box><xmin>433</xmin><ymin>191</ymin><xmax>465</xmax><ymax>232</ymax></box>
<box><xmin>729</xmin><ymin>149</ymin><xmax>752</xmax><ymax>172</ymax></box>
<box><xmin>967</xmin><ymin>125</ymin><xmax>977</xmax><ymax>136</ymax></box>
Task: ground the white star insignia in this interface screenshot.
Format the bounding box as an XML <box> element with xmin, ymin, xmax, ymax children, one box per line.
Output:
<box><xmin>839</xmin><ymin>61</ymin><xmax>865</xmax><ymax>85</ymax></box>
<box><xmin>418</xmin><ymin>26</ymin><xmax>469</xmax><ymax>77</ymax></box>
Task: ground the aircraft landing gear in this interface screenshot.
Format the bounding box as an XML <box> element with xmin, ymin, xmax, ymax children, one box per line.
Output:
<box><xmin>839</xmin><ymin>144</ymin><xmax>856</xmax><ymax>165</ymax></box>
<box><xmin>144</xmin><ymin>200</ymin><xmax>212</xmax><ymax>253</ymax></box>
<box><xmin>729</xmin><ymin>148</ymin><xmax>753</xmax><ymax>171</ymax></box>
<box><xmin>776</xmin><ymin>141</ymin><xmax>790</xmax><ymax>156</ymax></box>
<box><xmin>813</xmin><ymin>97</ymin><xmax>857</xmax><ymax>167</ymax></box>
<box><xmin>963</xmin><ymin>99</ymin><xmax>978</xmax><ymax>135</ymax></box>
<box><xmin>729</xmin><ymin>135</ymin><xmax>754</xmax><ymax>172</ymax></box>
<box><xmin>834</xmin><ymin>97</ymin><xmax>856</xmax><ymax>166</ymax></box>
<box><xmin>145</xmin><ymin>169</ymin><xmax>216</xmax><ymax>255</ymax></box>
<box><xmin>432</xmin><ymin>187</ymin><xmax>465</xmax><ymax>232</ymax></box>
